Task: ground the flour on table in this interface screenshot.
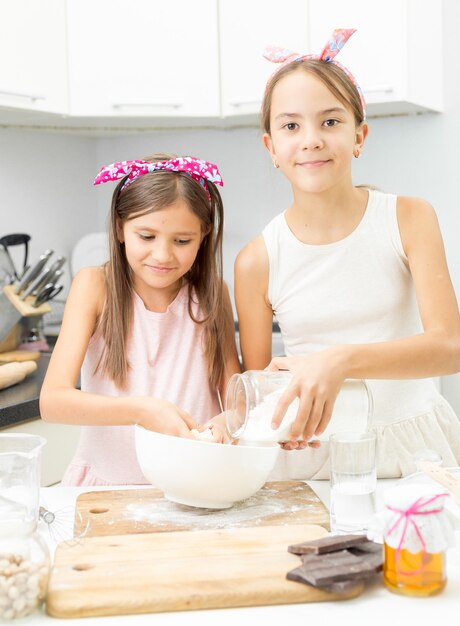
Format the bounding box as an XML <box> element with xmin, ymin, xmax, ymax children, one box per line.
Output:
<box><xmin>125</xmin><ymin>485</ymin><xmax>319</xmax><ymax>530</ymax></box>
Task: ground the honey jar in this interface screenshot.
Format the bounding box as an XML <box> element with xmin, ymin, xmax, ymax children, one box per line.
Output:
<box><xmin>380</xmin><ymin>484</ymin><xmax>455</xmax><ymax>597</ymax></box>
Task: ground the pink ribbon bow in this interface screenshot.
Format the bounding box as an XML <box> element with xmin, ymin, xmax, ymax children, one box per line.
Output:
<box><xmin>93</xmin><ymin>156</ymin><xmax>223</xmax><ymax>195</ymax></box>
<box><xmin>386</xmin><ymin>492</ymin><xmax>448</xmax><ymax>575</ymax></box>
<box><xmin>263</xmin><ymin>28</ymin><xmax>366</xmax><ymax>119</ymax></box>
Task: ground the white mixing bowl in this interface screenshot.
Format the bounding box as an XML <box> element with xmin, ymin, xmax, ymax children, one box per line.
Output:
<box><xmin>134</xmin><ymin>425</ymin><xmax>280</xmax><ymax>509</ymax></box>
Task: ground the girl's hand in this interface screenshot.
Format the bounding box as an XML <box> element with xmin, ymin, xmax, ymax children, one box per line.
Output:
<box><xmin>201</xmin><ymin>411</ymin><xmax>235</xmax><ymax>444</ymax></box>
<box><xmin>134</xmin><ymin>397</ymin><xmax>198</xmax><ymax>439</ymax></box>
<box><xmin>266</xmin><ymin>348</ymin><xmax>346</xmax><ymax>450</ymax></box>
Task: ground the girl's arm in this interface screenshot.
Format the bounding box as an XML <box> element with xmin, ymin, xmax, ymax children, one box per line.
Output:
<box><xmin>39</xmin><ymin>267</ymin><xmax>197</xmax><ymax>438</ymax></box>
<box><xmin>234</xmin><ymin>235</ymin><xmax>274</xmax><ymax>370</ymax></box>
<box><xmin>270</xmin><ymin>197</ymin><xmax>460</xmax><ymax>443</ymax></box>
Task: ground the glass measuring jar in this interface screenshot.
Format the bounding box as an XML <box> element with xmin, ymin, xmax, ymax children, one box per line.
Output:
<box><xmin>225</xmin><ymin>371</ymin><xmax>373</xmax><ymax>443</ymax></box>
<box><xmin>382</xmin><ymin>484</ymin><xmax>454</xmax><ymax>597</ymax></box>
<box><xmin>0</xmin><ymin>433</ymin><xmax>50</xmax><ymax>619</ymax></box>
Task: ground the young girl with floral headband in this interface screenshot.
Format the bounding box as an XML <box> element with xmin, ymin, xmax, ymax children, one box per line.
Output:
<box><xmin>40</xmin><ymin>154</ymin><xmax>240</xmax><ymax>486</ymax></box>
<box><xmin>235</xmin><ymin>29</ymin><xmax>460</xmax><ymax>479</ymax></box>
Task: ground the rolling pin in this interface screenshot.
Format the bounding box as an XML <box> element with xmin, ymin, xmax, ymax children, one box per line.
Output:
<box><xmin>0</xmin><ymin>361</ymin><xmax>38</xmax><ymax>390</ymax></box>
<box><xmin>0</xmin><ymin>350</ymin><xmax>40</xmax><ymax>364</ymax></box>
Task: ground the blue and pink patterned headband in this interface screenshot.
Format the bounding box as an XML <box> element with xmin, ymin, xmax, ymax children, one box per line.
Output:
<box><xmin>93</xmin><ymin>156</ymin><xmax>224</xmax><ymax>198</ymax></box>
<box><xmin>264</xmin><ymin>28</ymin><xmax>366</xmax><ymax>120</ymax></box>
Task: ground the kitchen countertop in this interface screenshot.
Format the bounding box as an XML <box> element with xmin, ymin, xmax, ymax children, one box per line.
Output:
<box><xmin>0</xmin><ymin>353</ymin><xmax>51</xmax><ymax>427</ymax></box>
<box><xmin>31</xmin><ymin>479</ymin><xmax>460</xmax><ymax>626</ymax></box>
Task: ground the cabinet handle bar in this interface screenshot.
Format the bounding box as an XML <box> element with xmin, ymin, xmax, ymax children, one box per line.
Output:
<box><xmin>112</xmin><ymin>102</ymin><xmax>183</xmax><ymax>109</ymax></box>
<box><xmin>0</xmin><ymin>90</ymin><xmax>45</xmax><ymax>101</ymax></box>
<box><xmin>363</xmin><ymin>85</ymin><xmax>394</xmax><ymax>94</ymax></box>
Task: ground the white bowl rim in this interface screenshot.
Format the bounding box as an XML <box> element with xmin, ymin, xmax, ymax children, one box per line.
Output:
<box><xmin>134</xmin><ymin>424</ymin><xmax>279</xmax><ymax>450</ymax></box>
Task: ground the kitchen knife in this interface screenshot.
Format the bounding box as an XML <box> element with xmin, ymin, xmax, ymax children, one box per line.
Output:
<box><xmin>21</xmin><ymin>266</ymin><xmax>53</xmax><ymax>300</ymax></box>
<box><xmin>14</xmin><ymin>249</ymin><xmax>54</xmax><ymax>295</ymax></box>
<box><xmin>30</xmin><ymin>259</ymin><xmax>65</xmax><ymax>296</ymax></box>
<box><xmin>33</xmin><ymin>272</ymin><xmax>63</xmax><ymax>303</ymax></box>
<box><xmin>39</xmin><ymin>268</ymin><xmax>64</xmax><ymax>293</ymax></box>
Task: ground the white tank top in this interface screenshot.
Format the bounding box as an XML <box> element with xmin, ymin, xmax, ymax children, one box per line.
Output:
<box><xmin>262</xmin><ymin>189</ymin><xmax>442</xmax><ymax>426</ymax></box>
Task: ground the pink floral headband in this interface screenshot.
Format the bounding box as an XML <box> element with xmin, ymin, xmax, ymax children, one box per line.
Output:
<box><xmin>93</xmin><ymin>156</ymin><xmax>224</xmax><ymax>198</ymax></box>
<box><xmin>264</xmin><ymin>28</ymin><xmax>366</xmax><ymax>120</ymax></box>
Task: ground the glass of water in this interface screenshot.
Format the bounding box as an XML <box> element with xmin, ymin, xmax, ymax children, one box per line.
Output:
<box><xmin>329</xmin><ymin>431</ymin><xmax>377</xmax><ymax>534</ymax></box>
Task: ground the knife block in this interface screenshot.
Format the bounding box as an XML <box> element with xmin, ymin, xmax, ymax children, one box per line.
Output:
<box><xmin>0</xmin><ymin>285</ymin><xmax>51</xmax><ymax>350</ymax></box>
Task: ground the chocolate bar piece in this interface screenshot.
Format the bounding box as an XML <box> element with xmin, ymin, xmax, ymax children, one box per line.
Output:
<box><xmin>348</xmin><ymin>541</ymin><xmax>383</xmax><ymax>555</ymax></box>
<box><xmin>287</xmin><ymin>567</ymin><xmax>362</xmax><ymax>594</ymax></box>
<box><xmin>288</xmin><ymin>534</ymin><xmax>369</xmax><ymax>555</ymax></box>
<box><xmin>291</xmin><ymin>549</ymin><xmax>383</xmax><ymax>587</ymax></box>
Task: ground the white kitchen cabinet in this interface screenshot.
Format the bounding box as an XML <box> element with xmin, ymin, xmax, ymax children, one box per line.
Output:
<box><xmin>0</xmin><ymin>0</ymin><xmax>68</xmax><ymax>116</ymax></box>
<box><xmin>219</xmin><ymin>0</ymin><xmax>310</xmax><ymax>120</ymax></box>
<box><xmin>0</xmin><ymin>0</ymin><xmax>444</xmax><ymax>129</ymax></box>
<box><xmin>308</xmin><ymin>0</ymin><xmax>443</xmax><ymax>115</ymax></box>
<box><xmin>66</xmin><ymin>0</ymin><xmax>220</xmax><ymax>120</ymax></box>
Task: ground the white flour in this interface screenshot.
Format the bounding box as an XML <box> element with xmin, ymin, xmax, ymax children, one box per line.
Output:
<box><xmin>238</xmin><ymin>381</ymin><xmax>370</xmax><ymax>444</ymax></box>
<box><xmin>125</xmin><ymin>485</ymin><xmax>319</xmax><ymax>530</ymax></box>
<box><xmin>240</xmin><ymin>390</ymin><xmax>298</xmax><ymax>443</ymax></box>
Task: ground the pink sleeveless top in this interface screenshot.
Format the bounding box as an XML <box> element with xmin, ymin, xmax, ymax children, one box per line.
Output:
<box><xmin>61</xmin><ymin>284</ymin><xmax>221</xmax><ymax>486</ymax></box>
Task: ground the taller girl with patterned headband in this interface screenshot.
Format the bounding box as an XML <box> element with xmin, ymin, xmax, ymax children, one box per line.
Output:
<box><xmin>235</xmin><ymin>29</ymin><xmax>460</xmax><ymax>479</ymax></box>
<box><xmin>40</xmin><ymin>154</ymin><xmax>240</xmax><ymax>486</ymax></box>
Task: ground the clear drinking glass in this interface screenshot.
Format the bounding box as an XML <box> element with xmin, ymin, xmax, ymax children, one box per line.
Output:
<box><xmin>329</xmin><ymin>431</ymin><xmax>377</xmax><ymax>534</ymax></box>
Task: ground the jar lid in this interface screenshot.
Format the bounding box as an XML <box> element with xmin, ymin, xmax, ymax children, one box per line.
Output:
<box><xmin>384</xmin><ymin>484</ymin><xmax>448</xmax><ymax>510</ymax></box>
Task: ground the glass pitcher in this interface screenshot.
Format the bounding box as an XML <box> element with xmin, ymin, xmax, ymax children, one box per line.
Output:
<box><xmin>0</xmin><ymin>433</ymin><xmax>46</xmax><ymax>531</ymax></box>
<box><xmin>225</xmin><ymin>371</ymin><xmax>374</xmax><ymax>443</ymax></box>
<box><xmin>0</xmin><ymin>433</ymin><xmax>50</xmax><ymax>620</ymax></box>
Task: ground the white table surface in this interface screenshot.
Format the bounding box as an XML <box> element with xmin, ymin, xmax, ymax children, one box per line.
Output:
<box><xmin>26</xmin><ymin>480</ymin><xmax>460</xmax><ymax>626</ymax></box>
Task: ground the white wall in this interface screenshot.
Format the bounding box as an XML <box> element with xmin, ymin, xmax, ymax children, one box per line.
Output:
<box><xmin>1</xmin><ymin>0</ymin><xmax>459</xmax><ymax>411</ymax></box>
<box><xmin>0</xmin><ymin>128</ymin><xmax>98</xmax><ymax>293</ymax></box>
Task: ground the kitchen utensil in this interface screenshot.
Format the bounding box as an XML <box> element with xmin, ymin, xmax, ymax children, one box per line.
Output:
<box><xmin>46</xmin><ymin>524</ymin><xmax>363</xmax><ymax>618</ymax></box>
<box><xmin>39</xmin><ymin>505</ymin><xmax>89</xmax><ymax>547</ymax></box>
<box><xmin>33</xmin><ymin>283</ymin><xmax>63</xmax><ymax>307</ymax></box>
<box><xmin>14</xmin><ymin>249</ymin><xmax>53</xmax><ymax>295</ymax></box>
<box><xmin>226</xmin><ymin>373</ymin><xmax>372</xmax><ymax>443</ymax></box>
<box><xmin>0</xmin><ymin>350</ymin><xmax>40</xmax><ymax>363</ymax></box>
<box><xmin>135</xmin><ymin>425</ymin><xmax>280</xmax><ymax>509</ymax></box>
<box><xmin>73</xmin><ymin>481</ymin><xmax>330</xmax><ymax>537</ymax></box>
<box><xmin>416</xmin><ymin>461</ymin><xmax>460</xmax><ymax>507</ymax></box>
<box><xmin>0</xmin><ymin>285</ymin><xmax>51</xmax><ymax>344</ymax></box>
<box><xmin>0</xmin><ymin>233</ymin><xmax>30</xmax><ymax>281</ymax></box>
<box><xmin>20</xmin><ymin>266</ymin><xmax>52</xmax><ymax>299</ymax></box>
<box><xmin>0</xmin><ymin>247</ymin><xmax>16</xmax><ymax>284</ymax></box>
<box><xmin>30</xmin><ymin>259</ymin><xmax>65</xmax><ymax>296</ymax></box>
<box><xmin>0</xmin><ymin>360</ymin><xmax>37</xmax><ymax>390</ymax></box>
<box><xmin>21</xmin><ymin>266</ymin><xmax>62</xmax><ymax>301</ymax></box>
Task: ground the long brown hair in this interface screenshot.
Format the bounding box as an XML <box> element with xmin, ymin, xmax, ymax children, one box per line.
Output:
<box><xmin>261</xmin><ymin>59</ymin><xmax>365</xmax><ymax>134</ymax></box>
<box><xmin>97</xmin><ymin>153</ymin><xmax>230</xmax><ymax>390</ymax></box>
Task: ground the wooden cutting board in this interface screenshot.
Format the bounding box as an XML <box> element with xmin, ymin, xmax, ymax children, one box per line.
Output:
<box><xmin>74</xmin><ymin>481</ymin><xmax>330</xmax><ymax>536</ymax></box>
<box><xmin>47</xmin><ymin>523</ymin><xmax>363</xmax><ymax>618</ymax></box>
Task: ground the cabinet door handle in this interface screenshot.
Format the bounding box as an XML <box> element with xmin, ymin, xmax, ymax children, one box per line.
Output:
<box><xmin>362</xmin><ymin>85</ymin><xmax>394</xmax><ymax>94</ymax></box>
<box><xmin>229</xmin><ymin>100</ymin><xmax>261</xmax><ymax>107</ymax></box>
<box><xmin>111</xmin><ymin>102</ymin><xmax>183</xmax><ymax>109</ymax></box>
<box><xmin>0</xmin><ymin>90</ymin><xmax>45</xmax><ymax>101</ymax></box>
